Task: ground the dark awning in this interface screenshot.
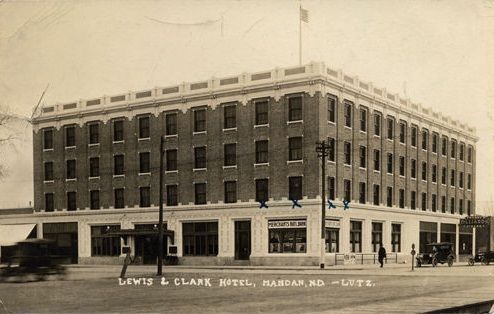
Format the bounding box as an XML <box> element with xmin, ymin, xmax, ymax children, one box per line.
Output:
<box><xmin>106</xmin><ymin>229</ymin><xmax>174</xmax><ymax>238</ymax></box>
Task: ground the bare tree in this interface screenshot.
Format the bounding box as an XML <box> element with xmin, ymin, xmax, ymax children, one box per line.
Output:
<box><xmin>0</xmin><ymin>105</ymin><xmax>30</xmax><ymax>179</ymax></box>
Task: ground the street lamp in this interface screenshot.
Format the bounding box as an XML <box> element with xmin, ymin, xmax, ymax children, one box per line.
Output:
<box><xmin>316</xmin><ymin>138</ymin><xmax>331</xmax><ymax>269</ymax></box>
<box><xmin>157</xmin><ymin>136</ymin><xmax>164</xmax><ymax>276</ymax></box>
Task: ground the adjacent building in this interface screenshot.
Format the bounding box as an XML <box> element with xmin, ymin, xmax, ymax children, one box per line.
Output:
<box><xmin>1</xmin><ymin>62</ymin><xmax>478</xmax><ymax>265</ymax></box>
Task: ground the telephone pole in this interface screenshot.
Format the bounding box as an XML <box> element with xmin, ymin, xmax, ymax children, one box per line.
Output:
<box><xmin>316</xmin><ymin>138</ymin><xmax>331</xmax><ymax>269</ymax></box>
<box><xmin>157</xmin><ymin>136</ymin><xmax>164</xmax><ymax>276</ymax></box>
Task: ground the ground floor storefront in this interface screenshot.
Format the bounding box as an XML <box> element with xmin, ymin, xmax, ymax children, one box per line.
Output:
<box><xmin>0</xmin><ymin>201</ymin><xmax>474</xmax><ymax>266</ymax></box>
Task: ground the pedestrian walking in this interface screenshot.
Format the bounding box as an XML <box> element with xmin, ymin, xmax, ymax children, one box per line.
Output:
<box><xmin>378</xmin><ymin>244</ymin><xmax>387</xmax><ymax>268</ymax></box>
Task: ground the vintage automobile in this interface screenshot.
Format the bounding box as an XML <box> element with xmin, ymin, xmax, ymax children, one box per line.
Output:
<box><xmin>468</xmin><ymin>251</ymin><xmax>494</xmax><ymax>266</ymax></box>
<box><xmin>0</xmin><ymin>238</ymin><xmax>66</xmax><ymax>282</ymax></box>
<box><xmin>416</xmin><ymin>242</ymin><xmax>455</xmax><ymax>267</ymax></box>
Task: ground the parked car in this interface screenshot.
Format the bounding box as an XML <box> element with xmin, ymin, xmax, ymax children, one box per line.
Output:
<box><xmin>416</xmin><ymin>242</ymin><xmax>455</xmax><ymax>267</ymax></box>
<box><xmin>468</xmin><ymin>251</ymin><xmax>494</xmax><ymax>266</ymax></box>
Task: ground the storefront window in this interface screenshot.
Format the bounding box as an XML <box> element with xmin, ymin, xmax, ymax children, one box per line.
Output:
<box><xmin>325</xmin><ymin>219</ymin><xmax>340</xmax><ymax>253</ymax></box>
<box><xmin>268</xmin><ymin>220</ymin><xmax>306</xmax><ymax>253</ymax></box>
<box><xmin>350</xmin><ymin>221</ymin><xmax>362</xmax><ymax>253</ymax></box>
<box><xmin>391</xmin><ymin>224</ymin><xmax>401</xmax><ymax>252</ymax></box>
<box><xmin>371</xmin><ymin>222</ymin><xmax>383</xmax><ymax>252</ymax></box>
<box><xmin>182</xmin><ymin>222</ymin><xmax>218</xmax><ymax>256</ymax></box>
<box><xmin>440</xmin><ymin>223</ymin><xmax>456</xmax><ymax>253</ymax></box>
<box><xmin>419</xmin><ymin>221</ymin><xmax>437</xmax><ymax>253</ymax></box>
<box><xmin>91</xmin><ymin>225</ymin><xmax>121</xmax><ymax>256</ymax></box>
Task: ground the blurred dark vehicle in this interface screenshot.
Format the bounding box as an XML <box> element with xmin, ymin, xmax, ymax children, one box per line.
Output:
<box><xmin>416</xmin><ymin>242</ymin><xmax>455</xmax><ymax>267</ymax></box>
<box><xmin>468</xmin><ymin>251</ymin><xmax>494</xmax><ymax>266</ymax></box>
<box><xmin>0</xmin><ymin>238</ymin><xmax>66</xmax><ymax>282</ymax></box>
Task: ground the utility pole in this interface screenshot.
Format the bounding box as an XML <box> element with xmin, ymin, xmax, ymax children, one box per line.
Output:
<box><xmin>316</xmin><ymin>138</ymin><xmax>331</xmax><ymax>269</ymax></box>
<box><xmin>157</xmin><ymin>136</ymin><xmax>164</xmax><ymax>276</ymax></box>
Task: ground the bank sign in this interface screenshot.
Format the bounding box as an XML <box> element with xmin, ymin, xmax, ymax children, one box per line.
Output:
<box><xmin>268</xmin><ymin>220</ymin><xmax>306</xmax><ymax>229</ymax></box>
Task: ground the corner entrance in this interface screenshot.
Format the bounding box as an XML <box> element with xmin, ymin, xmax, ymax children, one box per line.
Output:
<box><xmin>234</xmin><ymin>221</ymin><xmax>251</xmax><ymax>260</ymax></box>
<box><xmin>134</xmin><ymin>224</ymin><xmax>167</xmax><ymax>265</ymax></box>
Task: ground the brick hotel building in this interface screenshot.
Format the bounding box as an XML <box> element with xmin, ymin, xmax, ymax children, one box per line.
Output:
<box><xmin>0</xmin><ymin>62</ymin><xmax>478</xmax><ymax>265</ymax></box>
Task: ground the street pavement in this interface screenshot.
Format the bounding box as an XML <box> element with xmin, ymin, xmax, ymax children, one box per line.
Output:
<box><xmin>0</xmin><ymin>263</ymin><xmax>493</xmax><ymax>313</ymax></box>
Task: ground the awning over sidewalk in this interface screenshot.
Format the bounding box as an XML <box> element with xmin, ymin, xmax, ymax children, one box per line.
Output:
<box><xmin>0</xmin><ymin>224</ymin><xmax>36</xmax><ymax>246</ymax></box>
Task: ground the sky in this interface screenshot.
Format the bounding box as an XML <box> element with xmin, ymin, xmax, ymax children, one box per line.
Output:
<box><xmin>0</xmin><ymin>0</ymin><xmax>493</xmax><ymax>213</ymax></box>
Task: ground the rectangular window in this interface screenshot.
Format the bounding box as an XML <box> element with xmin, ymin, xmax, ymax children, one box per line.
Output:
<box><xmin>44</xmin><ymin>162</ymin><xmax>53</xmax><ymax>181</ymax></box>
<box><xmin>139</xmin><ymin>187</ymin><xmax>150</xmax><ymax>207</ymax></box>
<box><xmin>387</xmin><ymin>118</ymin><xmax>394</xmax><ymax>140</ymax></box>
<box><xmin>411</xmin><ymin>159</ymin><xmax>417</xmax><ymax>179</ymax></box>
<box><xmin>467</xmin><ymin>174</ymin><xmax>472</xmax><ymax>190</ymax></box>
<box><xmin>182</xmin><ymin>222</ymin><xmax>218</xmax><ymax>256</ymax></box>
<box><xmin>255</xmin><ymin>179</ymin><xmax>269</xmax><ymax>202</ymax></box>
<box><xmin>65</xmin><ymin>126</ymin><xmax>76</xmax><ymax>147</ymax></box>
<box><xmin>421</xmin><ymin>193</ymin><xmax>427</xmax><ymax>211</ymax></box>
<box><xmin>328</xmin><ymin>177</ymin><xmax>335</xmax><ymax>200</ymax></box>
<box><xmin>374</xmin><ymin>149</ymin><xmax>380</xmax><ymax>171</ymax></box>
<box><xmin>467</xmin><ymin>200</ymin><xmax>471</xmax><ymax>216</ymax></box>
<box><xmin>90</xmin><ymin>190</ymin><xmax>100</xmax><ymax>210</ymax></box>
<box><xmin>451</xmin><ymin>140</ymin><xmax>456</xmax><ymax>159</ymax></box>
<box><xmin>360</xmin><ymin>108</ymin><xmax>367</xmax><ymax>132</ymax></box>
<box><xmin>459</xmin><ymin>144</ymin><xmax>464</xmax><ymax>161</ymax></box>
<box><xmin>43</xmin><ymin>129</ymin><xmax>53</xmax><ymax>149</ymax></box>
<box><xmin>442</xmin><ymin>167</ymin><xmax>447</xmax><ymax>185</ymax></box>
<box><xmin>328</xmin><ymin>138</ymin><xmax>335</xmax><ymax>162</ymax></box>
<box><xmin>288</xmin><ymin>96</ymin><xmax>303</xmax><ymax>121</ymax></box>
<box><xmin>194</xmin><ymin>109</ymin><xmax>206</xmax><ymax>132</ymax></box>
<box><xmin>325</xmin><ymin>227</ymin><xmax>339</xmax><ymax>253</ymax></box>
<box><xmin>450</xmin><ymin>197</ymin><xmax>455</xmax><ymax>214</ymax></box>
<box><xmin>223</xmin><ymin>105</ymin><xmax>236</xmax><ymax>129</ymax></box>
<box><xmin>289</xmin><ymin>137</ymin><xmax>303</xmax><ymax>161</ymax></box>
<box><xmin>411</xmin><ymin>126</ymin><xmax>417</xmax><ymax>147</ymax></box>
<box><xmin>459</xmin><ymin>172</ymin><xmax>464</xmax><ymax>188</ymax></box>
<box><xmin>87</xmin><ymin>157</ymin><xmax>99</xmax><ymax>178</ymax></box>
<box><xmin>114</xmin><ymin>188</ymin><xmax>124</xmax><ymax>209</ymax></box>
<box><xmin>467</xmin><ymin>146</ymin><xmax>472</xmax><ymax>163</ymax></box>
<box><xmin>255</xmin><ymin>140</ymin><xmax>268</xmax><ymax>164</ymax></box>
<box><xmin>359</xmin><ymin>182</ymin><xmax>366</xmax><ymax>204</ymax></box>
<box><xmin>344</xmin><ymin>142</ymin><xmax>351</xmax><ymax>165</ymax></box>
<box><xmin>113</xmin><ymin>120</ymin><xmax>124</xmax><ymax>141</ymax></box>
<box><xmin>66</xmin><ymin>159</ymin><xmax>76</xmax><ymax>179</ymax></box>
<box><xmin>289</xmin><ymin>176</ymin><xmax>303</xmax><ymax>201</ymax></box>
<box><xmin>269</xmin><ymin>224</ymin><xmax>306</xmax><ymax>253</ymax></box>
<box><xmin>194</xmin><ymin>183</ymin><xmax>207</xmax><ymax>205</ymax></box>
<box><xmin>386</xmin><ymin>187</ymin><xmax>393</xmax><ymax>207</ymax></box>
<box><xmin>432</xmin><ymin>194</ymin><xmax>437</xmax><ymax>212</ymax></box>
<box><xmin>432</xmin><ymin>165</ymin><xmax>437</xmax><ymax>183</ymax></box>
<box><xmin>328</xmin><ymin>97</ymin><xmax>336</xmax><ymax>123</ymax></box>
<box><xmin>359</xmin><ymin>146</ymin><xmax>366</xmax><ymax>168</ymax></box>
<box><xmin>441</xmin><ymin>196</ymin><xmax>446</xmax><ymax>213</ymax></box>
<box><xmin>138</xmin><ymin>116</ymin><xmax>150</xmax><ymax>139</ymax></box>
<box><xmin>350</xmin><ymin>221</ymin><xmax>362</xmax><ymax>253</ymax></box>
<box><xmin>166</xmin><ymin>185</ymin><xmax>178</xmax><ymax>206</ymax></box>
<box><xmin>165</xmin><ymin>113</ymin><xmax>177</xmax><ymax>136</ymax></box>
<box><xmin>91</xmin><ymin>225</ymin><xmax>121</xmax><ymax>257</ymax></box>
<box><xmin>459</xmin><ymin>199</ymin><xmax>464</xmax><ymax>215</ymax></box>
<box><xmin>451</xmin><ymin>169</ymin><xmax>456</xmax><ymax>186</ymax></box>
<box><xmin>371</xmin><ymin>222</ymin><xmax>383</xmax><ymax>253</ymax></box>
<box><xmin>442</xmin><ymin>137</ymin><xmax>448</xmax><ymax>156</ymax></box>
<box><xmin>387</xmin><ymin>153</ymin><xmax>393</xmax><ymax>174</ymax></box>
<box><xmin>139</xmin><ymin>152</ymin><xmax>150</xmax><ymax>173</ymax></box>
<box><xmin>374</xmin><ymin>113</ymin><xmax>381</xmax><ymax>136</ymax></box>
<box><xmin>67</xmin><ymin>191</ymin><xmax>77</xmax><ymax>211</ymax></box>
<box><xmin>422</xmin><ymin>162</ymin><xmax>427</xmax><ymax>181</ymax></box>
<box><xmin>224</xmin><ymin>181</ymin><xmax>237</xmax><ymax>203</ymax></box>
<box><xmin>432</xmin><ymin>134</ymin><xmax>438</xmax><ymax>153</ymax></box>
<box><xmin>344</xmin><ymin>179</ymin><xmax>351</xmax><ymax>202</ymax></box>
<box><xmin>224</xmin><ymin>143</ymin><xmax>237</xmax><ymax>166</ymax></box>
<box><xmin>399</xmin><ymin>156</ymin><xmax>405</xmax><ymax>176</ymax></box>
<box><xmin>399</xmin><ymin>122</ymin><xmax>406</xmax><ymax>143</ymax></box>
<box><xmin>166</xmin><ymin>149</ymin><xmax>178</xmax><ymax>171</ymax></box>
<box><xmin>45</xmin><ymin>193</ymin><xmax>54</xmax><ymax>212</ymax></box>
<box><xmin>422</xmin><ymin>130</ymin><xmax>428</xmax><ymax>150</ymax></box>
<box><xmin>114</xmin><ymin>155</ymin><xmax>124</xmax><ymax>175</ymax></box>
<box><xmin>399</xmin><ymin>189</ymin><xmax>405</xmax><ymax>208</ymax></box>
<box><xmin>373</xmin><ymin>185</ymin><xmax>380</xmax><ymax>205</ymax></box>
<box><xmin>411</xmin><ymin>191</ymin><xmax>416</xmax><ymax>209</ymax></box>
<box><xmin>344</xmin><ymin>103</ymin><xmax>352</xmax><ymax>127</ymax></box>
<box><xmin>391</xmin><ymin>224</ymin><xmax>401</xmax><ymax>253</ymax></box>
<box><xmin>88</xmin><ymin>123</ymin><xmax>99</xmax><ymax>144</ymax></box>
<box><xmin>255</xmin><ymin>100</ymin><xmax>269</xmax><ymax>125</ymax></box>
<box><xmin>194</xmin><ymin>146</ymin><xmax>207</xmax><ymax>169</ymax></box>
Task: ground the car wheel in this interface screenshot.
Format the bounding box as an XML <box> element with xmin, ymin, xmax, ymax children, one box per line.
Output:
<box><xmin>432</xmin><ymin>258</ymin><xmax>438</xmax><ymax>267</ymax></box>
<box><xmin>468</xmin><ymin>258</ymin><xmax>474</xmax><ymax>266</ymax></box>
<box><xmin>448</xmin><ymin>258</ymin><xmax>453</xmax><ymax>267</ymax></box>
<box><xmin>481</xmin><ymin>257</ymin><xmax>488</xmax><ymax>265</ymax></box>
<box><xmin>416</xmin><ymin>259</ymin><xmax>421</xmax><ymax>268</ymax></box>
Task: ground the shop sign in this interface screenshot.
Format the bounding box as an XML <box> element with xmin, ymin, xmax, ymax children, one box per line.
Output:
<box><xmin>459</xmin><ymin>216</ymin><xmax>490</xmax><ymax>228</ymax></box>
<box><xmin>268</xmin><ymin>220</ymin><xmax>306</xmax><ymax>229</ymax></box>
<box><xmin>325</xmin><ymin>219</ymin><xmax>340</xmax><ymax>228</ymax></box>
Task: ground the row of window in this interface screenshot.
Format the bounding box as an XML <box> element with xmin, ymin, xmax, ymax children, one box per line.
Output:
<box><xmin>327</xmin><ymin>98</ymin><xmax>474</xmax><ymax>162</ymax></box>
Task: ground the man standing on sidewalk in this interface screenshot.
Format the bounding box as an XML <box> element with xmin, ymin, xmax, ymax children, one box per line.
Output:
<box><xmin>378</xmin><ymin>245</ymin><xmax>387</xmax><ymax>268</ymax></box>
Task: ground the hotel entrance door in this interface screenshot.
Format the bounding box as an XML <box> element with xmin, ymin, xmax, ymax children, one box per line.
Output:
<box><xmin>235</xmin><ymin>221</ymin><xmax>251</xmax><ymax>260</ymax></box>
